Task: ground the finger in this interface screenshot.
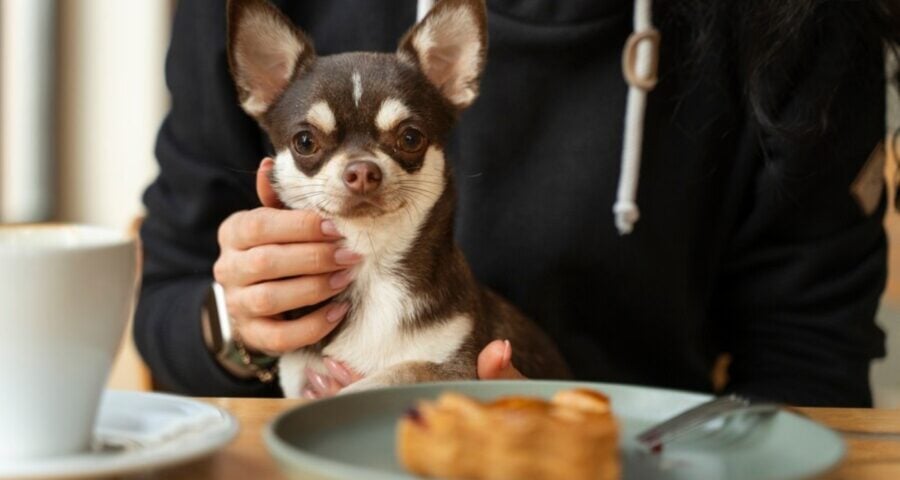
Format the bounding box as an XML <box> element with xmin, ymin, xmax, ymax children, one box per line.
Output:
<box><xmin>222</xmin><ymin>208</ymin><xmax>343</xmax><ymax>250</ymax></box>
<box><xmin>477</xmin><ymin>339</ymin><xmax>526</xmax><ymax>380</ymax></box>
<box><xmin>305</xmin><ymin>367</ymin><xmax>343</xmax><ymax>398</ymax></box>
<box><xmin>257</xmin><ymin>157</ymin><xmax>284</xmax><ymax>208</ymax></box>
<box><xmin>323</xmin><ymin>357</ymin><xmax>364</xmax><ymax>387</ymax></box>
<box><xmin>224</xmin><ymin>243</ymin><xmax>363</xmax><ymax>286</ymax></box>
<box><xmin>301</xmin><ymin>387</ymin><xmax>319</xmax><ymax>400</ymax></box>
<box><xmin>237</xmin><ymin>302</ymin><xmax>351</xmax><ymax>354</ymax></box>
<box><xmin>305</xmin><ymin>368</ymin><xmax>327</xmax><ymax>396</ymax></box>
<box><xmin>230</xmin><ymin>270</ymin><xmax>355</xmax><ymax>317</ymax></box>
<box><xmin>322</xmin><ymin>379</ymin><xmax>343</xmax><ymax>397</ymax></box>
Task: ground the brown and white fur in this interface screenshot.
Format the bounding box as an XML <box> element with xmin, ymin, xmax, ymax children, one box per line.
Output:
<box><xmin>227</xmin><ymin>0</ymin><xmax>570</xmax><ymax>397</ymax></box>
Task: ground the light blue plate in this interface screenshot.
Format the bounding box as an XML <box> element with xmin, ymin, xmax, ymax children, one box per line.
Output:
<box><xmin>265</xmin><ymin>381</ymin><xmax>844</xmax><ymax>480</ymax></box>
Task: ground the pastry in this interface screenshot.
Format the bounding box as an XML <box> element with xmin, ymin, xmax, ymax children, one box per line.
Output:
<box><xmin>397</xmin><ymin>388</ymin><xmax>620</xmax><ymax>480</ymax></box>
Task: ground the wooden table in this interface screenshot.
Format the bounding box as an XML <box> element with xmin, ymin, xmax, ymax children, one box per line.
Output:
<box><xmin>131</xmin><ymin>398</ymin><xmax>900</xmax><ymax>480</ymax></box>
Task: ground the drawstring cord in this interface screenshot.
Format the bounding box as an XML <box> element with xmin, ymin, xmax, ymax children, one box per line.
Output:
<box><xmin>416</xmin><ymin>0</ymin><xmax>434</xmax><ymax>21</ymax></box>
<box><xmin>615</xmin><ymin>0</ymin><xmax>660</xmax><ymax>235</ymax></box>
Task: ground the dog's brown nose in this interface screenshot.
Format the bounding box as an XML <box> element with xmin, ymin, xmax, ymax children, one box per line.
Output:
<box><xmin>343</xmin><ymin>161</ymin><xmax>382</xmax><ymax>194</ymax></box>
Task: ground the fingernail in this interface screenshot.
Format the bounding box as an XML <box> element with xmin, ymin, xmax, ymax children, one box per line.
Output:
<box><xmin>329</xmin><ymin>269</ymin><xmax>355</xmax><ymax>290</ymax></box>
<box><xmin>325</xmin><ymin>302</ymin><xmax>350</xmax><ymax>323</ymax></box>
<box><xmin>301</xmin><ymin>387</ymin><xmax>317</xmax><ymax>400</ymax></box>
<box><xmin>334</xmin><ymin>248</ymin><xmax>363</xmax><ymax>266</ymax></box>
<box><xmin>321</xmin><ymin>220</ymin><xmax>341</xmax><ymax>238</ymax></box>
<box><xmin>324</xmin><ymin>357</ymin><xmax>354</xmax><ymax>384</ymax></box>
<box><xmin>502</xmin><ymin>340</ymin><xmax>512</xmax><ymax>369</ymax></box>
<box><xmin>306</xmin><ymin>368</ymin><xmax>330</xmax><ymax>393</ymax></box>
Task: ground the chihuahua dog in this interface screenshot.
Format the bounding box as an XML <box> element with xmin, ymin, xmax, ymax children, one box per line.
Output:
<box><xmin>227</xmin><ymin>0</ymin><xmax>570</xmax><ymax>397</ymax></box>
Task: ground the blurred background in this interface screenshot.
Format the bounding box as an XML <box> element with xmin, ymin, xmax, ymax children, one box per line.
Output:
<box><xmin>0</xmin><ymin>0</ymin><xmax>171</xmax><ymax>393</ymax></box>
<box><xmin>0</xmin><ymin>1</ymin><xmax>898</xmax><ymax>406</ymax></box>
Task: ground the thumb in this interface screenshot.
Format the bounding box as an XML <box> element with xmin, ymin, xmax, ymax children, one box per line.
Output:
<box><xmin>257</xmin><ymin>157</ymin><xmax>285</xmax><ymax>208</ymax></box>
<box><xmin>477</xmin><ymin>339</ymin><xmax>526</xmax><ymax>380</ymax></box>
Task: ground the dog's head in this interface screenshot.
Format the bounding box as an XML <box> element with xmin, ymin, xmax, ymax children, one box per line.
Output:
<box><xmin>227</xmin><ymin>0</ymin><xmax>487</xmax><ymax>221</ymax></box>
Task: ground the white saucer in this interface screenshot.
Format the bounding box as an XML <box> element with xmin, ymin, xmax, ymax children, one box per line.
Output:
<box><xmin>0</xmin><ymin>390</ymin><xmax>238</xmax><ymax>479</ymax></box>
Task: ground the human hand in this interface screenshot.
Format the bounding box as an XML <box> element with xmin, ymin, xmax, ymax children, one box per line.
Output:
<box><xmin>212</xmin><ymin>158</ymin><xmax>362</xmax><ymax>355</ymax></box>
<box><xmin>302</xmin><ymin>339</ymin><xmax>526</xmax><ymax>399</ymax></box>
<box><xmin>476</xmin><ymin>339</ymin><xmax>526</xmax><ymax>380</ymax></box>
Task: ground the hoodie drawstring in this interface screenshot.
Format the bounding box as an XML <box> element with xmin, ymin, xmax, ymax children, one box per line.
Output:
<box><xmin>615</xmin><ymin>0</ymin><xmax>660</xmax><ymax>235</ymax></box>
<box><xmin>416</xmin><ymin>0</ymin><xmax>434</xmax><ymax>21</ymax></box>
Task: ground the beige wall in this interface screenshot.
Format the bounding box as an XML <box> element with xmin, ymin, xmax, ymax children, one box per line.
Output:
<box><xmin>57</xmin><ymin>0</ymin><xmax>171</xmax><ymax>231</ymax></box>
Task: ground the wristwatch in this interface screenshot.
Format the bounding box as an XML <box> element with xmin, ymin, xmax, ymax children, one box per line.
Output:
<box><xmin>201</xmin><ymin>282</ymin><xmax>279</xmax><ymax>383</ymax></box>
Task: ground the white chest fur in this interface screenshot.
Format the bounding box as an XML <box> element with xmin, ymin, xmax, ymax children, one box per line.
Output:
<box><xmin>277</xmin><ymin>260</ymin><xmax>472</xmax><ymax>397</ymax></box>
<box><xmin>325</xmin><ymin>262</ymin><xmax>472</xmax><ymax>374</ymax></box>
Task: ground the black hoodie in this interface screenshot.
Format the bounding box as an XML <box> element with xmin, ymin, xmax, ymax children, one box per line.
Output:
<box><xmin>136</xmin><ymin>0</ymin><xmax>887</xmax><ymax>406</ymax></box>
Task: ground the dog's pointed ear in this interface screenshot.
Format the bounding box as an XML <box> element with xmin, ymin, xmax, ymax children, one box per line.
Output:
<box><xmin>227</xmin><ymin>0</ymin><xmax>314</xmax><ymax>118</ymax></box>
<box><xmin>397</xmin><ymin>0</ymin><xmax>487</xmax><ymax>110</ymax></box>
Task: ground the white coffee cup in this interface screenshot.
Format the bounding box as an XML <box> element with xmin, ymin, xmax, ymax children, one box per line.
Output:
<box><xmin>0</xmin><ymin>224</ymin><xmax>137</xmax><ymax>459</ymax></box>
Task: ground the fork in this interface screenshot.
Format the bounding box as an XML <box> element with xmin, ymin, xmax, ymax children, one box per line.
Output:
<box><xmin>636</xmin><ymin>394</ymin><xmax>780</xmax><ymax>451</ymax></box>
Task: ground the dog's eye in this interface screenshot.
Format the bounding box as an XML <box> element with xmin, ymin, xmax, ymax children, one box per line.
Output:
<box><xmin>397</xmin><ymin>127</ymin><xmax>426</xmax><ymax>153</ymax></box>
<box><xmin>292</xmin><ymin>130</ymin><xmax>319</xmax><ymax>156</ymax></box>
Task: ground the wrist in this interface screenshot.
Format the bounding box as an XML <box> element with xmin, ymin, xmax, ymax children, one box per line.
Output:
<box><xmin>202</xmin><ymin>282</ymin><xmax>279</xmax><ymax>383</ymax></box>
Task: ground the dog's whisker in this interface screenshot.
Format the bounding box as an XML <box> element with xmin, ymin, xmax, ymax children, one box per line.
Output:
<box><xmin>397</xmin><ymin>186</ymin><xmax>436</xmax><ymax>197</ymax></box>
<box><xmin>402</xmin><ymin>202</ymin><xmax>415</xmax><ymax>225</ymax></box>
<box><xmin>397</xmin><ymin>178</ymin><xmax>446</xmax><ymax>187</ymax></box>
<box><xmin>397</xmin><ymin>188</ymin><xmax>435</xmax><ymax>203</ymax></box>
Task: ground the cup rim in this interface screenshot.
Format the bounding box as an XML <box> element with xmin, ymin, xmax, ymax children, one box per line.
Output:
<box><xmin>0</xmin><ymin>223</ymin><xmax>134</xmax><ymax>253</ymax></box>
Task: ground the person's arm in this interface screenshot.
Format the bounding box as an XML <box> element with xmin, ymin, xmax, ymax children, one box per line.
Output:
<box><xmin>715</xmin><ymin>9</ymin><xmax>887</xmax><ymax>406</ymax></box>
<box><xmin>137</xmin><ymin>1</ymin><xmax>359</xmax><ymax>397</ymax></box>
<box><xmin>135</xmin><ymin>0</ymin><xmax>276</xmax><ymax>396</ymax></box>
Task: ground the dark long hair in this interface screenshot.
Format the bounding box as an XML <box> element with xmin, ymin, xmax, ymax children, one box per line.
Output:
<box><xmin>666</xmin><ymin>0</ymin><xmax>900</xmax><ymax>140</ymax></box>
